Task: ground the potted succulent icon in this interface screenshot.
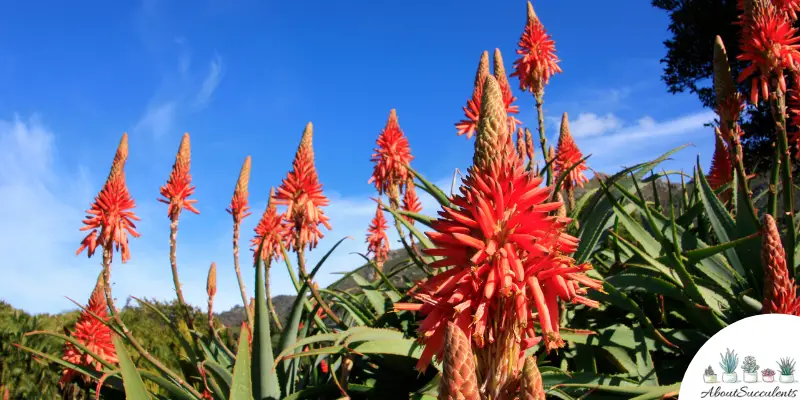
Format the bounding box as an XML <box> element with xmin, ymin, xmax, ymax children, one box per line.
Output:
<box><xmin>720</xmin><ymin>348</ymin><xmax>739</xmax><ymax>383</ymax></box>
<box><xmin>762</xmin><ymin>368</ymin><xmax>776</xmax><ymax>383</ymax></box>
<box><xmin>704</xmin><ymin>366</ymin><xmax>718</xmax><ymax>383</ymax></box>
<box><xmin>778</xmin><ymin>358</ymin><xmax>796</xmax><ymax>383</ymax></box>
<box><xmin>743</xmin><ymin>356</ymin><xmax>759</xmax><ymax>383</ymax></box>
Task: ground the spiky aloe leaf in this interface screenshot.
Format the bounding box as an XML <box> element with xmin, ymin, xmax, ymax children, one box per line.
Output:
<box><xmin>203</xmin><ymin>360</ymin><xmax>233</xmax><ymax>398</ymax></box>
<box><xmin>349</xmin><ymin>273</ymin><xmax>386</xmax><ymax>315</ymax></box>
<box><xmin>230</xmin><ymin>324</ymin><xmax>253</xmax><ymax>400</ymax></box>
<box><xmin>406</xmin><ymin>164</ymin><xmax>450</xmax><ymax>207</ymax></box>
<box><xmin>253</xmin><ymin>251</ymin><xmax>280</xmax><ymax>400</ymax></box>
<box><xmin>113</xmin><ymin>335</ymin><xmax>151</xmax><ymax>399</ymax></box>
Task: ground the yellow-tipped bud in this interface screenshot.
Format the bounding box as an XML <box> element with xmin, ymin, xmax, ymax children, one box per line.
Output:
<box><xmin>713</xmin><ymin>36</ymin><xmax>736</xmax><ymax>110</ymax></box>
<box><xmin>475</xmin><ymin>51</ymin><xmax>490</xmax><ymax>89</ymax></box>
<box><xmin>207</xmin><ymin>262</ymin><xmax>217</xmax><ymax>299</ymax></box>
<box><xmin>474</xmin><ymin>75</ymin><xmax>509</xmax><ymax>169</ymax></box>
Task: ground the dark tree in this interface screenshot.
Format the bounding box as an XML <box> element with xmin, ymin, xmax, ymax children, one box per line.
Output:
<box><xmin>653</xmin><ymin>0</ymin><xmax>795</xmax><ymax>173</ymax></box>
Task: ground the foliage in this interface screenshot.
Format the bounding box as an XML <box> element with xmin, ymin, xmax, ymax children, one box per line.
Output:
<box><xmin>762</xmin><ymin>368</ymin><xmax>776</xmax><ymax>377</ymax></box>
<box><xmin>778</xmin><ymin>357</ymin><xmax>796</xmax><ymax>375</ymax></box>
<box><xmin>742</xmin><ymin>356</ymin><xmax>758</xmax><ymax>374</ymax></box>
<box><xmin>720</xmin><ymin>349</ymin><xmax>739</xmax><ymax>374</ymax></box>
<box><xmin>704</xmin><ymin>366</ymin><xmax>715</xmax><ymax>376</ymax></box>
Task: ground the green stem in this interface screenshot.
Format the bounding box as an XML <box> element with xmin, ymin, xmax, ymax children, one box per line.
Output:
<box><xmin>773</xmin><ymin>90</ymin><xmax>797</xmax><ymax>275</ymax></box>
<box><xmin>768</xmin><ymin>143</ymin><xmax>780</xmax><ymax>219</ymax></box>
<box><xmin>168</xmin><ymin>218</ymin><xmax>194</xmax><ymax>331</ymax></box>
<box><xmin>535</xmin><ymin>94</ymin><xmax>551</xmax><ymax>186</ymax></box>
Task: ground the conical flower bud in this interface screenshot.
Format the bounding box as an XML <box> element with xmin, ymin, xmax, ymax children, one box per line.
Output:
<box><xmin>555</xmin><ymin>192</ymin><xmax>567</xmax><ymax>218</ymax></box>
<box><xmin>475</xmin><ymin>51</ymin><xmax>490</xmax><ymax>89</ymax></box>
<box><xmin>525</xmin><ymin>127</ymin><xmax>535</xmax><ymax>161</ymax></box>
<box><xmin>762</xmin><ymin>214</ymin><xmax>800</xmax><ymax>314</ymax></box>
<box><xmin>713</xmin><ymin>36</ymin><xmax>736</xmax><ymax>110</ymax></box>
<box><xmin>474</xmin><ymin>75</ymin><xmax>509</xmax><ymax>169</ymax></box>
<box><xmin>298</xmin><ymin>122</ymin><xmax>314</xmax><ymax>163</ymax></box>
<box><xmin>517</xmin><ymin>128</ymin><xmax>527</xmax><ymax>158</ymax></box>
<box><xmin>438</xmin><ymin>323</ymin><xmax>480</xmax><ymax>400</ymax></box>
<box><xmin>527</xmin><ymin>0</ymin><xmax>537</xmax><ymax>22</ymax></box>
<box><xmin>227</xmin><ymin>156</ymin><xmax>252</xmax><ymax>224</ymax></box>
<box><xmin>493</xmin><ymin>48</ymin><xmax>511</xmax><ymax>91</ymax></box>
<box><xmin>520</xmin><ymin>356</ymin><xmax>546</xmax><ymax>400</ymax></box>
<box><xmin>108</xmin><ymin>133</ymin><xmax>129</xmax><ymax>181</ymax></box>
<box><xmin>207</xmin><ymin>262</ymin><xmax>217</xmax><ymax>299</ymax></box>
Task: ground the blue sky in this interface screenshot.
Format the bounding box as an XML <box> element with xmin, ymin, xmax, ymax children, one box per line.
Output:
<box><xmin>0</xmin><ymin>1</ymin><xmax>715</xmax><ymax>314</ymax></box>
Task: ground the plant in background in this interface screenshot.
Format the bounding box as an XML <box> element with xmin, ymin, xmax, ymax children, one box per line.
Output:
<box><xmin>779</xmin><ymin>357</ymin><xmax>796</xmax><ymax>383</ymax></box>
<box><xmin>720</xmin><ymin>349</ymin><xmax>740</xmax><ymax>383</ymax></box>
<box><xmin>743</xmin><ymin>355</ymin><xmax>759</xmax><ymax>382</ymax></box>
<box><xmin>704</xmin><ymin>366</ymin><xmax>718</xmax><ymax>383</ymax></box>
<box><xmin>763</xmin><ymin>368</ymin><xmax>777</xmax><ymax>383</ymax></box>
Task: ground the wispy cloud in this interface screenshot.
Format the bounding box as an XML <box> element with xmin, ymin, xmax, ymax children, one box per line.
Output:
<box><xmin>569</xmin><ymin>112</ymin><xmax>623</xmax><ymax>138</ymax></box>
<box><xmin>132</xmin><ymin>102</ymin><xmax>177</xmax><ymax>138</ymax></box>
<box><xmin>194</xmin><ymin>54</ymin><xmax>224</xmax><ymax>108</ymax></box>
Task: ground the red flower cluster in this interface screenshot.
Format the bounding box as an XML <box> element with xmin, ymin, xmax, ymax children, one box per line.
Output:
<box><xmin>275</xmin><ymin>122</ymin><xmax>332</xmax><ymax>251</ymax></box>
<box><xmin>366</xmin><ymin>206</ymin><xmax>390</xmax><ymax>266</ymax></box>
<box><xmin>60</xmin><ymin>276</ymin><xmax>118</xmax><ymax>387</ymax></box>
<box><xmin>402</xmin><ymin>180</ymin><xmax>423</xmax><ymax>224</ymax></box>
<box><xmin>512</xmin><ymin>2</ymin><xmax>562</xmax><ymax>96</ymax></box>
<box><xmin>77</xmin><ymin>133</ymin><xmax>140</xmax><ymax>263</ymax></box>
<box><xmin>369</xmin><ymin>109</ymin><xmax>413</xmax><ymax>197</ymax></box>
<box><xmin>159</xmin><ymin>132</ymin><xmax>199</xmax><ymax>220</ymax></box>
<box><xmin>554</xmin><ymin>113</ymin><xmax>589</xmax><ymax>191</ymax></box>
<box><xmin>252</xmin><ymin>188</ymin><xmax>288</xmax><ymax>263</ymax></box>
<box><xmin>456</xmin><ymin>50</ymin><xmax>522</xmax><ymax>139</ymax></box>
<box><xmin>227</xmin><ymin>156</ymin><xmax>253</xmax><ymax>225</ymax></box>
<box><xmin>708</xmin><ymin>132</ymin><xmax>734</xmax><ymax>190</ymax></box>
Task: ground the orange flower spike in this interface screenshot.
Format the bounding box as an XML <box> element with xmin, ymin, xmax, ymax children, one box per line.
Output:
<box><xmin>369</xmin><ymin>109</ymin><xmax>414</xmax><ymax>198</ymax></box>
<box><xmin>159</xmin><ymin>133</ymin><xmax>199</xmax><ymax>220</ymax></box>
<box><xmin>554</xmin><ymin>113</ymin><xmax>590</xmax><ymax>190</ymax></box>
<box><xmin>227</xmin><ymin>156</ymin><xmax>252</xmax><ymax>224</ymax></box>
<box><xmin>456</xmin><ymin>51</ymin><xmax>490</xmax><ymax>139</ymax></box>
<box><xmin>366</xmin><ymin>205</ymin><xmax>391</xmax><ymax>267</ymax></box>
<box><xmin>77</xmin><ymin>133</ymin><xmax>140</xmax><ymax>263</ymax></box>
<box><xmin>737</xmin><ymin>3</ymin><xmax>800</xmax><ymax>104</ymax></box>
<box><xmin>275</xmin><ymin>122</ymin><xmax>332</xmax><ymax>251</ymax></box>
<box><xmin>512</xmin><ymin>1</ymin><xmax>562</xmax><ymax>95</ymax></box>
<box><xmin>438</xmin><ymin>322</ymin><xmax>480</xmax><ymax>400</ymax></box>
<box><xmin>251</xmin><ymin>188</ymin><xmax>288</xmax><ymax>263</ymax></box>
<box><xmin>402</xmin><ymin>179</ymin><xmax>423</xmax><ymax>224</ymax></box>
<box><xmin>787</xmin><ymin>74</ymin><xmax>800</xmax><ymax>153</ymax></box>
<box><xmin>60</xmin><ymin>273</ymin><xmax>118</xmax><ymax>387</ymax></box>
<box><xmin>525</xmin><ymin>127</ymin><xmax>536</xmax><ymax>161</ymax></box>
<box><xmin>707</xmin><ymin>130</ymin><xmax>734</xmax><ymax>190</ymax></box>
<box><xmin>774</xmin><ymin>0</ymin><xmax>800</xmax><ymax>20</ymax></box>
<box><xmin>493</xmin><ymin>48</ymin><xmax>523</xmax><ymax>133</ymax></box>
<box><xmin>762</xmin><ymin>214</ymin><xmax>800</xmax><ymax>314</ymax></box>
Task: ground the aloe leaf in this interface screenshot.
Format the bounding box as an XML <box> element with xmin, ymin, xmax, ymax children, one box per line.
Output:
<box><xmin>230</xmin><ymin>325</ymin><xmax>253</xmax><ymax>400</ymax></box>
<box><xmin>349</xmin><ymin>274</ymin><xmax>386</xmax><ymax>315</ymax></box>
<box><xmin>396</xmin><ymin>210</ymin><xmax>434</xmax><ymax>228</ymax></box>
<box><xmin>131</xmin><ymin>296</ymin><xmax>197</xmax><ymax>364</ymax></box>
<box><xmin>319</xmin><ymin>289</ymin><xmax>371</xmax><ymax>325</ymax></box>
<box><xmin>13</xmin><ymin>343</ymin><xmax>121</xmax><ymax>389</ymax></box>
<box><xmin>379</xmin><ymin>200</ymin><xmax>435</xmax><ymax>249</ymax></box>
<box><xmin>25</xmin><ymin>330</ymin><xmax>117</xmax><ymax>370</ymax></box>
<box><xmin>552</xmin><ymin>154</ymin><xmax>591</xmax><ymax>195</ymax></box>
<box><xmin>605</xmin><ymin>274</ymin><xmax>688</xmax><ymax>304</ymax></box>
<box><xmin>253</xmin><ymin>251</ymin><xmax>280</xmax><ymax>400</ymax></box>
<box><xmin>113</xmin><ymin>335</ymin><xmax>151</xmax><ymax>399</ymax></box>
<box><xmin>203</xmin><ymin>360</ymin><xmax>233</xmax><ymax>397</ymax></box>
<box><xmin>138</xmin><ymin>370</ymin><xmax>198</xmax><ymax>400</ymax></box>
<box><xmin>734</xmin><ymin>168</ymin><xmax>763</xmax><ymax>292</ymax></box>
<box><xmin>407</xmin><ymin>164</ymin><xmax>450</xmax><ymax>207</ymax></box>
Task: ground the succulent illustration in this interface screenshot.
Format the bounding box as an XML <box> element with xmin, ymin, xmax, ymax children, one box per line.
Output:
<box><xmin>719</xmin><ymin>348</ymin><xmax>739</xmax><ymax>374</ymax></box>
<box><xmin>778</xmin><ymin>358</ymin><xmax>796</xmax><ymax>376</ymax></box>
<box><xmin>742</xmin><ymin>356</ymin><xmax>759</xmax><ymax>374</ymax></box>
<box><xmin>705</xmin><ymin>366</ymin><xmax>715</xmax><ymax>376</ymax></box>
<box><xmin>762</xmin><ymin>368</ymin><xmax>776</xmax><ymax>377</ymax></box>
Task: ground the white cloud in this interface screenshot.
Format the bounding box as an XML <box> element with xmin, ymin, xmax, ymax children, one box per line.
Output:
<box><xmin>133</xmin><ymin>102</ymin><xmax>177</xmax><ymax>138</ymax></box>
<box><xmin>194</xmin><ymin>54</ymin><xmax>224</xmax><ymax>107</ymax></box>
<box><xmin>569</xmin><ymin>112</ymin><xmax>623</xmax><ymax>138</ymax></box>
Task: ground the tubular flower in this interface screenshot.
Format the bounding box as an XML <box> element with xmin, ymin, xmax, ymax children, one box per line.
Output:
<box><xmin>554</xmin><ymin>113</ymin><xmax>589</xmax><ymax>191</ymax></box>
<box><xmin>493</xmin><ymin>48</ymin><xmax>523</xmax><ymax>134</ymax></box>
<box><xmin>762</xmin><ymin>214</ymin><xmax>800</xmax><ymax>314</ymax></box>
<box><xmin>251</xmin><ymin>188</ymin><xmax>288</xmax><ymax>263</ymax></box>
<box><xmin>402</xmin><ymin>179</ymin><xmax>423</xmax><ymax>224</ymax></box>
<box><xmin>395</xmin><ymin>148</ymin><xmax>602</xmax><ymax>377</ymax></box>
<box><xmin>366</xmin><ymin>205</ymin><xmax>390</xmax><ymax>267</ymax></box>
<box><xmin>512</xmin><ymin>1</ymin><xmax>562</xmax><ymax>95</ymax></box>
<box><xmin>60</xmin><ymin>274</ymin><xmax>118</xmax><ymax>387</ymax></box>
<box><xmin>77</xmin><ymin>133</ymin><xmax>140</xmax><ymax>263</ymax></box>
<box><xmin>369</xmin><ymin>109</ymin><xmax>414</xmax><ymax>200</ymax></box>
<box><xmin>275</xmin><ymin>122</ymin><xmax>332</xmax><ymax>251</ymax></box>
<box><xmin>456</xmin><ymin>51</ymin><xmax>490</xmax><ymax>139</ymax></box>
<box><xmin>438</xmin><ymin>322</ymin><xmax>480</xmax><ymax>400</ymax></box>
<box><xmin>227</xmin><ymin>156</ymin><xmax>253</xmax><ymax>224</ymax></box>
<box><xmin>707</xmin><ymin>132</ymin><xmax>734</xmax><ymax>190</ymax></box>
<box><xmin>737</xmin><ymin>4</ymin><xmax>800</xmax><ymax>104</ymax></box>
<box><xmin>774</xmin><ymin>0</ymin><xmax>800</xmax><ymax>20</ymax></box>
<box><xmin>158</xmin><ymin>132</ymin><xmax>199</xmax><ymax>220</ymax></box>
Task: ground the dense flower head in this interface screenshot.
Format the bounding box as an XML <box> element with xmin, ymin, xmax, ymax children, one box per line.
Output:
<box><xmin>402</xmin><ymin>179</ymin><xmax>423</xmax><ymax>224</ymax></box>
<box><xmin>554</xmin><ymin>113</ymin><xmax>590</xmax><ymax>191</ymax></box>
<box><xmin>366</xmin><ymin>205</ymin><xmax>390</xmax><ymax>266</ymax></box>
<box><xmin>438</xmin><ymin>322</ymin><xmax>480</xmax><ymax>400</ymax></box>
<box><xmin>159</xmin><ymin>132</ymin><xmax>199</xmax><ymax>220</ymax></box>
<box><xmin>77</xmin><ymin>133</ymin><xmax>140</xmax><ymax>263</ymax></box>
<box><xmin>369</xmin><ymin>109</ymin><xmax>414</xmax><ymax>197</ymax></box>
<box><xmin>397</xmin><ymin>147</ymin><xmax>601</xmax><ymax>373</ymax></box>
<box><xmin>737</xmin><ymin>3</ymin><xmax>800</xmax><ymax>104</ymax></box>
<box><xmin>708</xmin><ymin>131</ymin><xmax>734</xmax><ymax>190</ymax></box>
<box><xmin>774</xmin><ymin>0</ymin><xmax>800</xmax><ymax>20</ymax></box>
<box><xmin>60</xmin><ymin>274</ymin><xmax>118</xmax><ymax>387</ymax></box>
<box><xmin>275</xmin><ymin>122</ymin><xmax>332</xmax><ymax>251</ymax></box>
<box><xmin>251</xmin><ymin>188</ymin><xmax>288</xmax><ymax>263</ymax></box>
<box><xmin>762</xmin><ymin>214</ymin><xmax>800</xmax><ymax>314</ymax></box>
<box><xmin>512</xmin><ymin>1</ymin><xmax>562</xmax><ymax>95</ymax></box>
<box><xmin>456</xmin><ymin>51</ymin><xmax>522</xmax><ymax>139</ymax></box>
<box><xmin>227</xmin><ymin>156</ymin><xmax>253</xmax><ymax>225</ymax></box>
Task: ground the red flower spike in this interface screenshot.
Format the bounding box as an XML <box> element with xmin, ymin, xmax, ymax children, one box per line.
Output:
<box><xmin>252</xmin><ymin>188</ymin><xmax>288</xmax><ymax>263</ymax></box>
<box><xmin>369</xmin><ymin>109</ymin><xmax>414</xmax><ymax>196</ymax></box>
<box><xmin>400</xmin><ymin>153</ymin><xmax>602</xmax><ymax>374</ymax></box>
<box><xmin>774</xmin><ymin>0</ymin><xmax>800</xmax><ymax>20</ymax></box>
<box><xmin>227</xmin><ymin>156</ymin><xmax>252</xmax><ymax>224</ymax></box>
<box><xmin>737</xmin><ymin>4</ymin><xmax>800</xmax><ymax>104</ymax></box>
<box><xmin>456</xmin><ymin>51</ymin><xmax>491</xmax><ymax>139</ymax></box>
<box><xmin>512</xmin><ymin>1</ymin><xmax>562</xmax><ymax>95</ymax></box>
<box><xmin>493</xmin><ymin>48</ymin><xmax>523</xmax><ymax>134</ymax></box>
<box><xmin>60</xmin><ymin>274</ymin><xmax>118</xmax><ymax>387</ymax></box>
<box><xmin>77</xmin><ymin>133</ymin><xmax>140</xmax><ymax>263</ymax></box>
<box><xmin>275</xmin><ymin>122</ymin><xmax>332</xmax><ymax>251</ymax></box>
<box><xmin>554</xmin><ymin>113</ymin><xmax>590</xmax><ymax>191</ymax></box>
<box><xmin>366</xmin><ymin>205</ymin><xmax>391</xmax><ymax>267</ymax></box>
<box><xmin>708</xmin><ymin>132</ymin><xmax>734</xmax><ymax>190</ymax></box>
<box><xmin>159</xmin><ymin>132</ymin><xmax>199</xmax><ymax>220</ymax></box>
<box><xmin>402</xmin><ymin>179</ymin><xmax>423</xmax><ymax>224</ymax></box>
<box><xmin>787</xmin><ymin>75</ymin><xmax>800</xmax><ymax>153</ymax></box>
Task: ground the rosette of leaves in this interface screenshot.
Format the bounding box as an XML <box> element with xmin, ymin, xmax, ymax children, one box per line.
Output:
<box><xmin>762</xmin><ymin>368</ymin><xmax>776</xmax><ymax>377</ymax></box>
<box><xmin>720</xmin><ymin>349</ymin><xmax>739</xmax><ymax>374</ymax></box>
<box><xmin>778</xmin><ymin>358</ymin><xmax>796</xmax><ymax>376</ymax></box>
<box><xmin>704</xmin><ymin>366</ymin><xmax>715</xmax><ymax>376</ymax></box>
<box><xmin>742</xmin><ymin>356</ymin><xmax>758</xmax><ymax>374</ymax></box>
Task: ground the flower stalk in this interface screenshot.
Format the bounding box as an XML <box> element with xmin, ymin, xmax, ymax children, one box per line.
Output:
<box><xmin>228</xmin><ymin>156</ymin><xmax>254</xmax><ymax>330</ymax></box>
